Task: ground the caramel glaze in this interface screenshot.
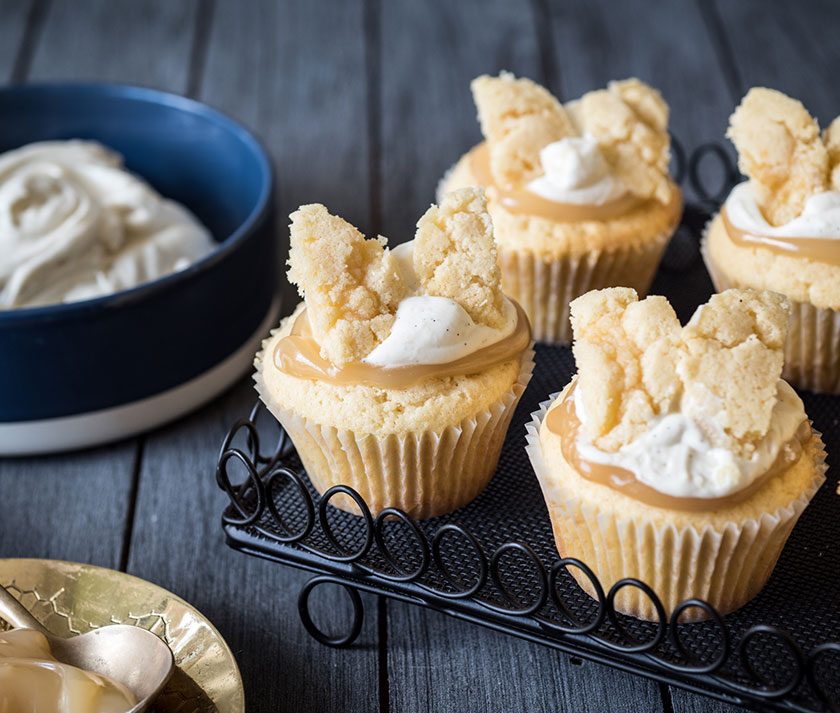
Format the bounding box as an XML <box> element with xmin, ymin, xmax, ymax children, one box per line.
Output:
<box><xmin>0</xmin><ymin>628</ymin><xmax>137</xmax><ymax>713</ymax></box>
<box><xmin>273</xmin><ymin>301</ymin><xmax>531</xmax><ymax>388</ymax></box>
<box><xmin>467</xmin><ymin>142</ymin><xmax>645</xmax><ymax>221</ymax></box>
<box><xmin>722</xmin><ymin>207</ymin><xmax>840</xmax><ymax>266</ymax></box>
<box><xmin>545</xmin><ymin>383</ymin><xmax>811</xmax><ymax>512</ymax></box>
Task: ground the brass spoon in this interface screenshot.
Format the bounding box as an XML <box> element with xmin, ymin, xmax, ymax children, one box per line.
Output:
<box><xmin>0</xmin><ymin>583</ymin><xmax>174</xmax><ymax>712</ymax></box>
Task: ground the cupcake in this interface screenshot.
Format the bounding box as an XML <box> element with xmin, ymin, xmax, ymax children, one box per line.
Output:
<box><xmin>704</xmin><ymin>88</ymin><xmax>840</xmax><ymax>393</ymax></box>
<box><xmin>441</xmin><ymin>73</ymin><xmax>683</xmax><ymax>344</ymax></box>
<box><xmin>256</xmin><ymin>187</ymin><xmax>534</xmax><ymax>519</ymax></box>
<box><xmin>526</xmin><ymin>287</ymin><xmax>826</xmax><ymax>620</ymax></box>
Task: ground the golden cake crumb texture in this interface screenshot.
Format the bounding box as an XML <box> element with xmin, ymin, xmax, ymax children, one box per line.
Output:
<box><xmin>823</xmin><ymin>116</ymin><xmax>840</xmax><ymax>192</ymax></box>
<box><xmin>569</xmin><ymin>287</ymin><xmax>680</xmax><ymax>452</ymax></box>
<box><xmin>681</xmin><ymin>289</ymin><xmax>789</xmax><ymax>446</ymax></box>
<box><xmin>575</xmin><ymin>78</ymin><xmax>672</xmax><ymax>203</ymax></box>
<box><xmin>287</xmin><ymin>189</ymin><xmax>507</xmax><ymax>364</ymax></box>
<box><xmin>471</xmin><ymin>72</ymin><xmax>574</xmax><ymax>187</ymax></box>
<box><xmin>471</xmin><ymin>73</ymin><xmax>673</xmax><ymax>205</ymax></box>
<box><xmin>570</xmin><ymin>287</ymin><xmax>790</xmax><ymax>454</ymax></box>
<box><xmin>287</xmin><ymin>204</ymin><xmax>406</xmax><ymax>366</ymax></box>
<box><xmin>414</xmin><ymin>187</ymin><xmax>506</xmax><ymax>328</ymax></box>
<box><xmin>727</xmin><ymin>87</ymin><xmax>829</xmax><ymax>226</ymax></box>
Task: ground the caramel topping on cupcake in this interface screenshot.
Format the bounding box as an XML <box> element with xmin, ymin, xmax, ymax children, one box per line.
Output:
<box><xmin>727</xmin><ymin>88</ymin><xmax>831</xmax><ymax>226</ymax></box>
<box><xmin>570</xmin><ymin>287</ymin><xmax>790</xmax><ymax>455</ymax></box>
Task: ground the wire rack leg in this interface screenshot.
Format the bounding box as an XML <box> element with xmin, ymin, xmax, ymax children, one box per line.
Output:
<box><xmin>297</xmin><ymin>575</ymin><xmax>364</xmax><ymax>648</ymax></box>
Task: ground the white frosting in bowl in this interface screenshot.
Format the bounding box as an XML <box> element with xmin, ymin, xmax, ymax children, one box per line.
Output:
<box><xmin>362</xmin><ymin>240</ymin><xmax>518</xmax><ymax>368</ymax></box>
<box><xmin>0</xmin><ymin>141</ymin><xmax>215</xmax><ymax>309</ymax></box>
<box><xmin>575</xmin><ymin>380</ymin><xmax>807</xmax><ymax>499</ymax></box>
<box><xmin>526</xmin><ymin>136</ymin><xmax>627</xmax><ymax>205</ymax></box>
<box><xmin>725</xmin><ymin>181</ymin><xmax>840</xmax><ymax>238</ymax></box>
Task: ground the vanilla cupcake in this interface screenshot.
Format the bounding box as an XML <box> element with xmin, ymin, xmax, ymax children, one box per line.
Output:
<box><xmin>441</xmin><ymin>73</ymin><xmax>683</xmax><ymax>344</ymax></box>
<box><xmin>526</xmin><ymin>287</ymin><xmax>826</xmax><ymax>620</ymax></box>
<box><xmin>256</xmin><ymin>188</ymin><xmax>534</xmax><ymax>519</ymax></box>
<box><xmin>704</xmin><ymin>88</ymin><xmax>840</xmax><ymax>393</ymax></box>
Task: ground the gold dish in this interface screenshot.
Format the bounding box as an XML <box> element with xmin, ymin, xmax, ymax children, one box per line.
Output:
<box><xmin>0</xmin><ymin>558</ymin><xmax>244</xmax><ymax>713</ymax></box>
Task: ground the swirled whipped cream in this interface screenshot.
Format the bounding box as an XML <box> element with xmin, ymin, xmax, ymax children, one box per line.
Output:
<box><xmin>726</xmin><ymin>181</ymin><xmax>840</xmax><ymax>238</ymax></box>
<box><xmin>575</xmin><ymin>380</ymin><xmax>807</xmax><ymax>499</ymax></box>
<box><xmin>363</xmin><ymin>241</ymin><xmax>517</xmax><ymax>367</ymax></box>
<box><xmin>0</xmin><ymin>141</ymin><xmax>215</xmax><ymax>309</ymax></box>
<box><xmin>526</xmin><ymin>136</ymin><xmax>627</xmax><ymax>205</ymax></box>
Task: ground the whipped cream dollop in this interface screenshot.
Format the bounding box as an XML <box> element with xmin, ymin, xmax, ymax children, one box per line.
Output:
<box><xmin>0</xmin><ymin>141</ymin><xmax>215</xmax><ymax>309</ymax></box>
<box><xmin>575</xmin><ymin>380</ymin><xmax>807</xmax><ymax>499</ymax></box>
<box><xmin>726</xmin><ymin>181</ymin><xmax>840</xmax><ymax>238</ymax></box>
<box><xmin>527</xmin><ymin>136</ymin><xmax>627</xmax><ymax>205</ymax></box>
<box><xmin>362</xmin><ymin>241</ymin><xmax>518</xmax><ymax>368</ymax></box>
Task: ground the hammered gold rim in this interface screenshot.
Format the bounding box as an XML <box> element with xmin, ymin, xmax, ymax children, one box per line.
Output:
<box><xmin>0</xmin><ymin>558</ymin><xmax>245</xmax><ymax>713</ymax></box>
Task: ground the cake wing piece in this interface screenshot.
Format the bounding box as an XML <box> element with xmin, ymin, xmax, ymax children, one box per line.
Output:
<box><xmin>471</xmin><ymin>72</ymin><xmax>574</xmax><ymax>187</ymax></box>
<box><xmin>570</xmin><ymin>287</ymin><xmax>681</xmax><ymax>451</ymax></box>
<box><xmin>414</xmin><ymin>187</ymin><xmax>506</xmax><ymax>329</ymax></box>
<box><xmin>570</xmin><ymin>287</ymin><xmax>790</xmax><ymax>454</ymax></box>
<box><xmin>575</xmin><ymin>79</ymin><xmax>672</xmax><ymax>204</ymax></box>
<box><xmin>681</xmin><ymin>290</ymin><xmax>789</xmax><ymax>446</ymax></box>
<box><xmin>824</xmin><ymin>116</ymin><xmax>840</xmax><ymax>192</ymax></box>
<box><xmin>287</xmin><ymin>204</ymin><xmax>406</xmax><ymax>366</ymax></box>
<box><xmin>727</xmin><ymin>88</ymin><xmax>829</xmax><ymax>226</ymax></box>
<box><xmin>608</xmin><ymin>78</ymin><xmax>669</xmax><ymax>134</ymax></box>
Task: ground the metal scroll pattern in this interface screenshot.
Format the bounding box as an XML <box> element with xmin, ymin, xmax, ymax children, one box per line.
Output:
<box><xmin>216</xmin><ymin>400</ymin><xmax>839</xmax><ymax>712</ymax></box>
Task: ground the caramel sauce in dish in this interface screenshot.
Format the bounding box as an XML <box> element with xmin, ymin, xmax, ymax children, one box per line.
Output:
<box><xmin>274</xmin><ymin>301</ymin><xmax>531</xmax><ymax>388</ymax></box>
<box><xmin>545</xmin><ymin>384</ymin><xmax>811</xmax><ymax>511</ymax></box>
<box><xmin>0</xmin><ymin>628</ymin><xmax>137</xmax><ymax>713</ymax></box>
<box><xmin>722</xmin><ymin>207</ymin><xmax>840</xmax><ymax>267</ymax></box>
<box><xmin>468</xmin><ymin>142</ymin><xmax>643</xmax><ymax>221</ymax></box>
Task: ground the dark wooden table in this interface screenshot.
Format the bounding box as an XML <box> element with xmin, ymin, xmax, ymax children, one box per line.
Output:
<box><xmin>1</xmin><ymin>1</ymin><xmax>837</xmax><ymax>710</ymax></box>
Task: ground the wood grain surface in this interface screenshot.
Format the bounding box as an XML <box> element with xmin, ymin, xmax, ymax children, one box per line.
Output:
<box><xmin>1</xmin><ymin>1</ymin><xmax>836</xmax><ymax>711</ymax></box>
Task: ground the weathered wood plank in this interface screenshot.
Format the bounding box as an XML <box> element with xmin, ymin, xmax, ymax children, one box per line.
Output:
<box><xmin>191</xmin><ymin>0</ymin><xmax>373</xmax><ymax>310</ymax></box>
<box><xmin>378</xmin><ymin>0</ymin><xmax>543</xmax><ymax>243</ymax></box>
<box><xmin>0</xmin><ymin>0</ymin><xmax>35</xmax><ymax>80</ymax></box>
<box><xmin>712</xmin><ymin>0</ymin><xmax>840</xmax><ymax>122</ymax></box>
<box><xmin>0</xmin><ymin>444</ymin><xmax>136</xmax><ymax>567</ymax></box>
<box><xmin>545</xmin><ymin>0</ymin><xmax>734</xmax><ymax>168</ymax></box>
<box><xmin>125</xmin><ymin>2</ymin><xmax>380</xmax><ymax>712</ymax></box>
<box><xmin>28</xmin><ymin>0</ymin><xmax>198</xmax><ymax>87</ymax></box>
<box><xmin>378</xmin><ymin>0</ymin><xmax>665</xmax><ymax>710</ymax></box>
<box><xmin>669</xmin><ymin>688</ymin><xmax>744</xmax><ymax>713</ymax></box>
<box><xmin>388</xmin><ymin>606</ymin><xmax>663</xmax><ymax>713</ymax></box>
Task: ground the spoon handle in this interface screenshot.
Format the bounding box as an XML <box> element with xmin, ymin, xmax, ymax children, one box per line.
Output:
<box><xmin>0</xmin><ymin>583</ymin><xmax>49</xmax><ymax>633</ymax></box>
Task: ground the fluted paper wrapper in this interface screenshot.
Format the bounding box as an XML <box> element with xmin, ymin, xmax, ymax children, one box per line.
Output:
<box><xmin>525</xmin><ymin>394</ymin><xmax>827</xmax><ymax>621</ymax></box>
<box><xmin>702</xmin><ymin>231</ymin><xmax>840</xmax><ymax>394</ymax></box>
<box><xmin>498</xmin><ymin>231</ymin><xmax>671</xmax><ymax>345</ymax></box>
<box><xmin>255</xmin><ymin>348</ymin><xmax>534</xmax><ymax>520</ymax></box>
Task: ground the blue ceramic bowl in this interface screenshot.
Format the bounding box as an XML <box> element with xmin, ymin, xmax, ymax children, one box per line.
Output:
<box><xmin>0</xmin><ymin>83</ymin><xmax>277</xmax><ymax>454</ymax></box>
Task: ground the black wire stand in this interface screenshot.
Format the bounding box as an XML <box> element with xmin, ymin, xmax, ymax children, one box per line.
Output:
<box><xmin>217</xmin><ymin>142</ymin><xmax>840</xmax><ymax>712</ymax></box>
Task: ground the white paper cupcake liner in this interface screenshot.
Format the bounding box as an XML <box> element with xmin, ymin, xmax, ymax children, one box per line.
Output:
<box><xmin>498</xmin><ymin>230</ymin><xmax>672</xmax><ymax>345</ymax></box>
<box><xmin>701</xmin><ymin>231</ymin><xmax>840</xmax><ymax>394</ymax></box>
<box><xmin>255</xmin><ymin>347</ymin><xmax>535</xmax><ymax>520</ymax></box>
<box><xmin>525</xmin><ymin>392</ymin><xmax>827</xmax><ymax>621</ymax></box>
